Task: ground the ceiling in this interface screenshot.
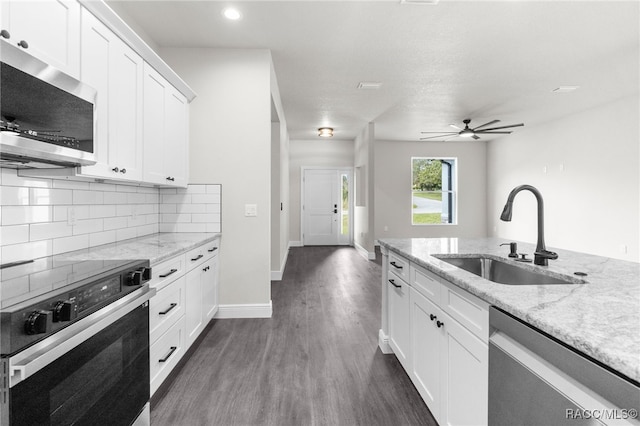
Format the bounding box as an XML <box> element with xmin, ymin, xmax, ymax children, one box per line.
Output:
<box><xmin>106</xmin><ymin>1</ymin><xmax>639</xmax><ymax>141</ymax></box>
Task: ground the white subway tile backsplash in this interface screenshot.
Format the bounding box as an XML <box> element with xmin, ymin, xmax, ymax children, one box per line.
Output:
<box><xmin>0</xmin><ymin>224</ymin><xmax>29</xmax><ymax>246</ymax></box>
<box><xmin>0</xmin><ymin>170</ymin><xmax>222</xmax><ymax>261</ymax></box>
<box><xmin>53</xmin><ymin>235</ymin><xmax>89</xmax><ymax>255</ymax></box>
<box><xmin>30</xmin><ymin>188</ymin><xmax>73</xmax><ymax>205</ymax></box>
<box><xmin>30</xmin><ymin>222</ymin><xmax>73</xmax><ymax>241</ymax></box>
<box><xmin>2</xmin><ymin>206</ymin><xmax>52</xmax><ymax>225</ymax></box>
<box><xmin>1</xmin><ymin>187</ymin><xmax>29</xmax><ymax>205</ymax></box>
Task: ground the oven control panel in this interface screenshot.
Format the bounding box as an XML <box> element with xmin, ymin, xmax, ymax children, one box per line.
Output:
<box><xmin>0</xmin><ymin>262</ymin><xmax>151</xmax><ymax>356</ymax></box>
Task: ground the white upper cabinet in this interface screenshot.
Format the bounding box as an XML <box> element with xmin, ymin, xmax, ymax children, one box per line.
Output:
<box><xmin>143</xmin><ymin>63</ymin><xmax>188</xmax><ymax>187</ymax></box>
<box><xmin>1</xmin><ymin>0</ymin><xmax>81</xmax><ymax>78</ymax></box>
<box><xmin>79</xmin><ymin>8</ymin><xmax>143</xmax><ymax>182</ymax></box>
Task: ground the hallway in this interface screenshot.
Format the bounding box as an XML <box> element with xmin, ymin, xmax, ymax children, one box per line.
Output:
<box><xmin>151</xmin><ymin>246</ymin><xmax>436</xmax><ymax>425</ymax></box>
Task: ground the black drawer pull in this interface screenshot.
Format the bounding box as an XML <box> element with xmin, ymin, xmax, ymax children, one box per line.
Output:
<box><xmin>390</xmin><ymin>261</ymin><xmax>403</xmax><ymax>269</ymax></box>
<box><xmin>203</xmin><ymin>266</ymin><xmax>210</xmax><ymax>272</ymax></box>
<box><xmin>436</xmin><ymin>320</ymin><xmax>444</xmax><ymax>328</ymax></box>
<box><xmin>159</xmin><ymin>268</ymin><xmax>178</xmax><ymax>278</ymax></box>
<box><xmin>159</xmin><ymin>346</ymin><xmax>178</xmax><ymax>363</ymax></box>
<box><xmin>430</xmin><ymin>314</ymin><xmax>437</xmax><ymax>321</ymax></box>
<box><xmin>191</xmin><ymin>254</ymin><xmax>203</xmax><ymax>261</ymax></box>
<box><xmin>159</xmin><ymin>303</ymin><xmax>177</xmax><ymax>315</ymax></box>
<box><xmin>207</xmin><ymin>247</ymin><xmax>218</xmax><ymax>253</ymax></box>
<box><xmin>389</xmin><ymin>279</ymin><xmax>401</xmax><ymax>288</ymax></box>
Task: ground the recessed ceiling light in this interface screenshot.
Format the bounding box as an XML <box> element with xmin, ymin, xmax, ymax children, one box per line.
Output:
<box><xmin>552</xmin><ymin>86</ymin><xmax>580</xmax><ymax>93</ymax></box>
<box><xmin>357</xmin><ymin>82</ymin><xmax>383</xmax><ymax>90</ymax></box>
<box><xmin>222</xmin><ymin>7</ymin><xmax>242</xmax><ymax>21</ymax></box>
<box><xmin>318</xmin><ymin>127</ymin><xmax>334</xmax><ymax>138</ymax></box>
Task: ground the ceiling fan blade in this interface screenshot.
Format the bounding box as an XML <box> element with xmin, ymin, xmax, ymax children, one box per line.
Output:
<box><xmin>472</xmin><ymin>120</ymin><xmax>500</xmax><ymax>131</ymax></box>
<box><xmin>420</xmin><ymin>131</ymin><xmax>458</xmax><ymax>134</ymax></box>
<box><xmin>474</xmin><ymin>131</ymin><xmax>512</xmax><ymax>134</ymax></box>
<box><xmin>449</xmin><ymin>124</ymin><xmax>464</xmax><ymax>130</ymax></box>
<box><xmin>475</xmin><ymin>123</ymin><xmax>524</xmax><ymax>132</ymax></box>
<box><xmin>420</xmin><ymin>134</ymin><xmax>459</xmax><ymax>140</ymax></box>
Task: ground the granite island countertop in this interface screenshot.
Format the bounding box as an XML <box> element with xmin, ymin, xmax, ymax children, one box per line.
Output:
<box><xmin>378</xmin><ymin>237</ymin><xmax>640</xmax><ymax>383</ymax></box>
<box><xmin>56</xmin><ymin>232</ymin><xmax>221</xmax><ymax>265</ymax></box>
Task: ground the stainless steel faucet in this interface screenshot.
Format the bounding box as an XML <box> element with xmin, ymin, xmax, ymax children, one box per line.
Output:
<box><xmin>500</xmin><ymin>185</ymin><xmax>558</xmax><ymax>266</ymax></box>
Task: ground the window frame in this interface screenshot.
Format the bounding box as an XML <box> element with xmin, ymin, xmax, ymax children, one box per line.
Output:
<box><xmin>410</xmin><ymin>156</ymin><xmax>458</xmax><ymax>226</ymax></box>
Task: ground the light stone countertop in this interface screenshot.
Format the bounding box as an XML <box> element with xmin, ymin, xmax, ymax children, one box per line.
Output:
<box><xmin>378</xmin><ymin>237</ymin><xmax>640</xmax><ymax>383</ymax></box>
<box><xmin>57</xmin><ymin>232</ymin><xmax>221</xmax><ymax>265</ymax></box>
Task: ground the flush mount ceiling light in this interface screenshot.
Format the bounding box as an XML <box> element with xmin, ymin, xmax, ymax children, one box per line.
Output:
<box><xmin>318</xmin><ymin>127</ymin><xmax>334</xmax><ymax>138</ymax></box>
<box><xmin>222</xmin><ymin>7</ymin><xmax>242</xmax><ymax>20</ymax></box>
<box><xmin>552</xmin><ymin>86</ymin><xmax>580</xmax><ymax>93</ymax></box>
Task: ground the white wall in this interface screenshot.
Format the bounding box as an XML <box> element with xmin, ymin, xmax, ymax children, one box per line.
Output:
<box><xmin>354</xmin><ymin>123</ymin><xmax>376</xmax><ymax>257</ymax></box>
<box><xmin>374</xmin><ymin>140</ymin><xmax>488</xmax><ymax>240</ymax></box>
<box><xmin>289</xmin><ymin>138</ymin><xmax>355</xmax><ymax>244</ymax></box>
<box><xmin>160</xmin><ymin>48</ymin><xmax>273</xmax><ymax>307</ymax></box>
<box><xmin>488</xmin><ymin>95</ymin><xmax>639</xmax><ymax>262</ymax></box>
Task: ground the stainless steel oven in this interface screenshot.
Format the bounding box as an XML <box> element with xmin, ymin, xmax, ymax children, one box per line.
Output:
<box><xmin>0</xmin><ymin>257</ymin><xmax>156</xmax><ymax>425</ymax></box>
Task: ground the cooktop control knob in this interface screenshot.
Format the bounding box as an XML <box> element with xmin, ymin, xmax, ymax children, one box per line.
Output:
<box><xmin>25</xmin><ymin>310</ymin><xmax>52</xmax><ymax>335</ymax></box>
<box><xmin>139</xmin><ymin>267</ymin><xmax>151</xmax><ymax>281</ymax></box>
<box><xmin>126</xmin><ymin>270</ymin><xmax>142</xmax><ymax>286</ymax></box>
<box><xmin>53</xmin><ymin>300</ymin><xmax>78</xmax><ymax>322</ymax></box>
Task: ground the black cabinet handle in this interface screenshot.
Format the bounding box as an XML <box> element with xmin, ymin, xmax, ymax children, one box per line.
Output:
<box><xmin>436</xmin><ymin>320</ymin><xmax>444</xmax><ymax>328</ymax></box>
<box><xmin>203</xmin><ymin>266</ymin><xmax>210</xmax><ymax>272</ymax></box>
<box><xmin>333</xmin><ymin>209</ymin><xmax>338</xmax><ymax>213</ymax></box>
<box><xmin>112</xmin><ymin>167</ymin><xmax>119</xmax><ymax>173</ymax></box>
<box><xmin>1</xmin><ymin>30</ymin><xmax>10</xmax><ymax>39</ymax></box>
<box><xmin>389</xmin><ymin>279</ymin><xmax>401</xmax><ymax>288</ymax></box>
<box><xmin>17</xmin><ymin>40</ymin><xmax>28</xmax><ymax>49</ymax></box>
<box><xmin>430</xmin><ymin>314</ymin><xmax>437</xmax><ymax>321</ymax></box>
<box><xmin>191</xmin><ymin>254</ymin><xmax>203</xmax><ymax>261</ymax></box>
<box><xmin>120</xmin><ymin>168</ymin><xmax>126</xmax><ymax>174</ymax></box>
<box><xmin>207</xmin><ymin>247</ymin><xmax>218</xmax><ymax>253</ymax></box>
<box><xmin>158</xmin><ymin>346</ymin><xmax>177</xmax><ymax>363</ymax></box>
<box><xmin>166</xmin><ymin>177</ymin><xmax>175</xmax><ymax>181</ymax></box>
<box><xmin>390</xmin><ymin>261</ymin><xmax>403</xmax><ymax>269</ymax></box>
<box><xmin>159</xmin><ymin>268</ymin><xmax>178</xmax><ymax>278</ymax></box>
<box><xmin>159</xmin><ymin>303</ymin><xmax>177</xmax><ymax>315</ymax></box>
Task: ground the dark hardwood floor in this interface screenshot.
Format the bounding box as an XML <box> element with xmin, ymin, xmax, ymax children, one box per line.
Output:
<box><xmin>151</xmin><ymin>246</ymin><xmax>437</xmax><ymax>426</ymax></box>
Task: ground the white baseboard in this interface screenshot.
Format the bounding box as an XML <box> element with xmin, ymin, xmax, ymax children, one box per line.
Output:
<box><xmin>215</xmin><ymin>301</ymin><xmax>273</xmax><ymax>319</ymax></box>
<box><xmin>289</xmin><ymin>240</ymin><xmax>303</xmax><ymax>247</ymax></box>
<box><xmin>378</xmin><ymin>329</ymin><xmax>393</xmax><ymax>354</ymax></box>
<box><xmin>354</xmin><ymin>241</ymin><xmax>376</xmax><ymax>260</ymax></box>
<box><xmin>271</xmin><ymin>243</ymin><xmax>290</xmax><ymax>281</ymax></box>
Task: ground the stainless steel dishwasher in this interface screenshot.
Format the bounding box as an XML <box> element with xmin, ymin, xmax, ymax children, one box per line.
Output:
<box><xmin>489</xmin><ymin>307</ymin><xmax>640</xmax><ymax>426</ymax></box>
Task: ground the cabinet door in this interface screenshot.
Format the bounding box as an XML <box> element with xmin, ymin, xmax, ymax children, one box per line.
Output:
<box><xmin>203</xmin><ymin>255</ymin><xmax>219</xmax><ymax>322</ymax></box>
<box><xmin>185</xmin><ymin>266</ymin><xmax>203</xmax><ymax>349</ymax></box>
<box><xmin>410</xmin><ymin>287</ymin><xmax>442</xmax><ymax>420</ymax></box>
<box><xmin>1</xmin><ymin>0</ymin><xmax>80</xmax><ymax>77</ymax></box>
<box><xmin>109</xmin><ymin>41</ymin><xmax>143</xmax><ymax>181</ymax></box>
<box><xmin>79</xmin><ymin>8</ymin><xmax>111</xmax><ymax>173</ymax></box>
<box><xmin>440</xmin><ymin>311</ymin><xmax>488</xmax><ymax>426</ymax></box>
<box><xmin>388</xmin><ymin>273</ymin><xmax>411</xmax><ymax>370</ymax></box>
<box><xmin>142</xmin><ymin>63</ymin><xmax>168</xmax><ymax>185</ymax></box>
<box><xmin>164</xmin><ymin>88</ymin><xmax>188</xmax><ymax>187</ymax></box>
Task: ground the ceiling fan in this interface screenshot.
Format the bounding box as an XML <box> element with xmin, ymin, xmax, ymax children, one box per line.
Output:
<box><xmin>420</xmin><ymin>118</ymin><xmax>524</xmax><ymax>140</ymax></box>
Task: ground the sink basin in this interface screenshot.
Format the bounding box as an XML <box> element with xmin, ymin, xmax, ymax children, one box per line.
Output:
<box><xmin>434</xmin><ymin>255</ymin><xmax>585</xmax><ymax>285</ymax></box>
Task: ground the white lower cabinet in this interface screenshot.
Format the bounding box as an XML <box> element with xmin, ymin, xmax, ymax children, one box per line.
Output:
<box><xmin>384</xmin><ymin>250</ymin><xmax>489</xmax><ymax>426</ymax></box>
<box><xmin>148</xmin><ymin>238</ymin><xmax>220</xmax><ymax>395</ymax></box>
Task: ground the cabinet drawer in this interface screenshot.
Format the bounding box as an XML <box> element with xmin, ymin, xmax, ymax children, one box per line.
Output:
<box><xmin>149</xmin><ymin>254</ymin><xmax>186</xmax><ymax>291</ymax></box>
<box><xmin>410</xmin><ymin>263</ymin><xmax>441</xmax><ymax>304</ymax></box>
<box><xmin>150</xmin><ymin>315</ymin><xmax>186</xmax><ymax>396</ymax></box>
<box><xmin>440</xmin><ymin>280</ymin><xmax>490</xmax><ymax>342</ymax></box>
<box><xmin>388</xmin><ymin>252</ymin><xmax>409</xmax><ymax>281</ymax></box>
<box><xmin>185</xmin><ymin>240</ymin><xmax>219</xmax><ymax>270</ymax></box>
<box><xmin>150</xmin><ymin>276</ymin><xmax>186</xmax><ymax>343</ymax></box>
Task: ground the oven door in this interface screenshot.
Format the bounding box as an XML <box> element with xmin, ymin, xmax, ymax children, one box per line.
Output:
<box><xmin>2</xmin><ymin>287</ymin><xmax>154</xmax><ymax>425</ymax></box>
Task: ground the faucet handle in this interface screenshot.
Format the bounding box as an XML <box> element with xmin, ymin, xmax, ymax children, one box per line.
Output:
<box><xmin>534</xmin><ymin>249</ymin><xmax>558</xmax><ymax>260</ymax></box>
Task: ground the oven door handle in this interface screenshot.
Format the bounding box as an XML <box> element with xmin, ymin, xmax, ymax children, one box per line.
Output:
<box><xmin>7</xmin><ymin>285</ymin><xmax>156</xmax><ymax>388</ymax></box>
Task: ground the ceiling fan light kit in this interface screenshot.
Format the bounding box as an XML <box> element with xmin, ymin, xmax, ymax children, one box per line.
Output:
<box><xmin>420</xmin><ymin>118</ymin><xmax>524</xmax><ymax>141</ymax></box>
<box><xmin>318</xmin><ymin>127</ymin><xmax>334</xmax><ymax>138</ymax></box>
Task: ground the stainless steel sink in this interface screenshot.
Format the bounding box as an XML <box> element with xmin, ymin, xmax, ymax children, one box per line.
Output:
<box><xmin>434</xmin><ymin>255</ymin><xmax>585</xmax><ymax>285</ymax></box>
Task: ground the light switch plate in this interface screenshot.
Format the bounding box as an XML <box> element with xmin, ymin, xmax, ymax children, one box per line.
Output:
<box><xmin>245</xmin><ymin>204</ymin><xmax>257</xmax><ymax>217</ymax></box>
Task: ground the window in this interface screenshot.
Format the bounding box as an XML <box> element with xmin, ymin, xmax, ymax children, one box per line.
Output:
<box><xmin>411</xmin><ymin>157</ymin><xmax>457</xmax><ymax>225</ymax></box>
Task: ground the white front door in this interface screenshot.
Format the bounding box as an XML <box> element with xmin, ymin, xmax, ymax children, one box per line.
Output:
<box><xmin>303</xmin><ymin>169</ymin><xmax>351</xmax><ymax>246</ymax></box>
